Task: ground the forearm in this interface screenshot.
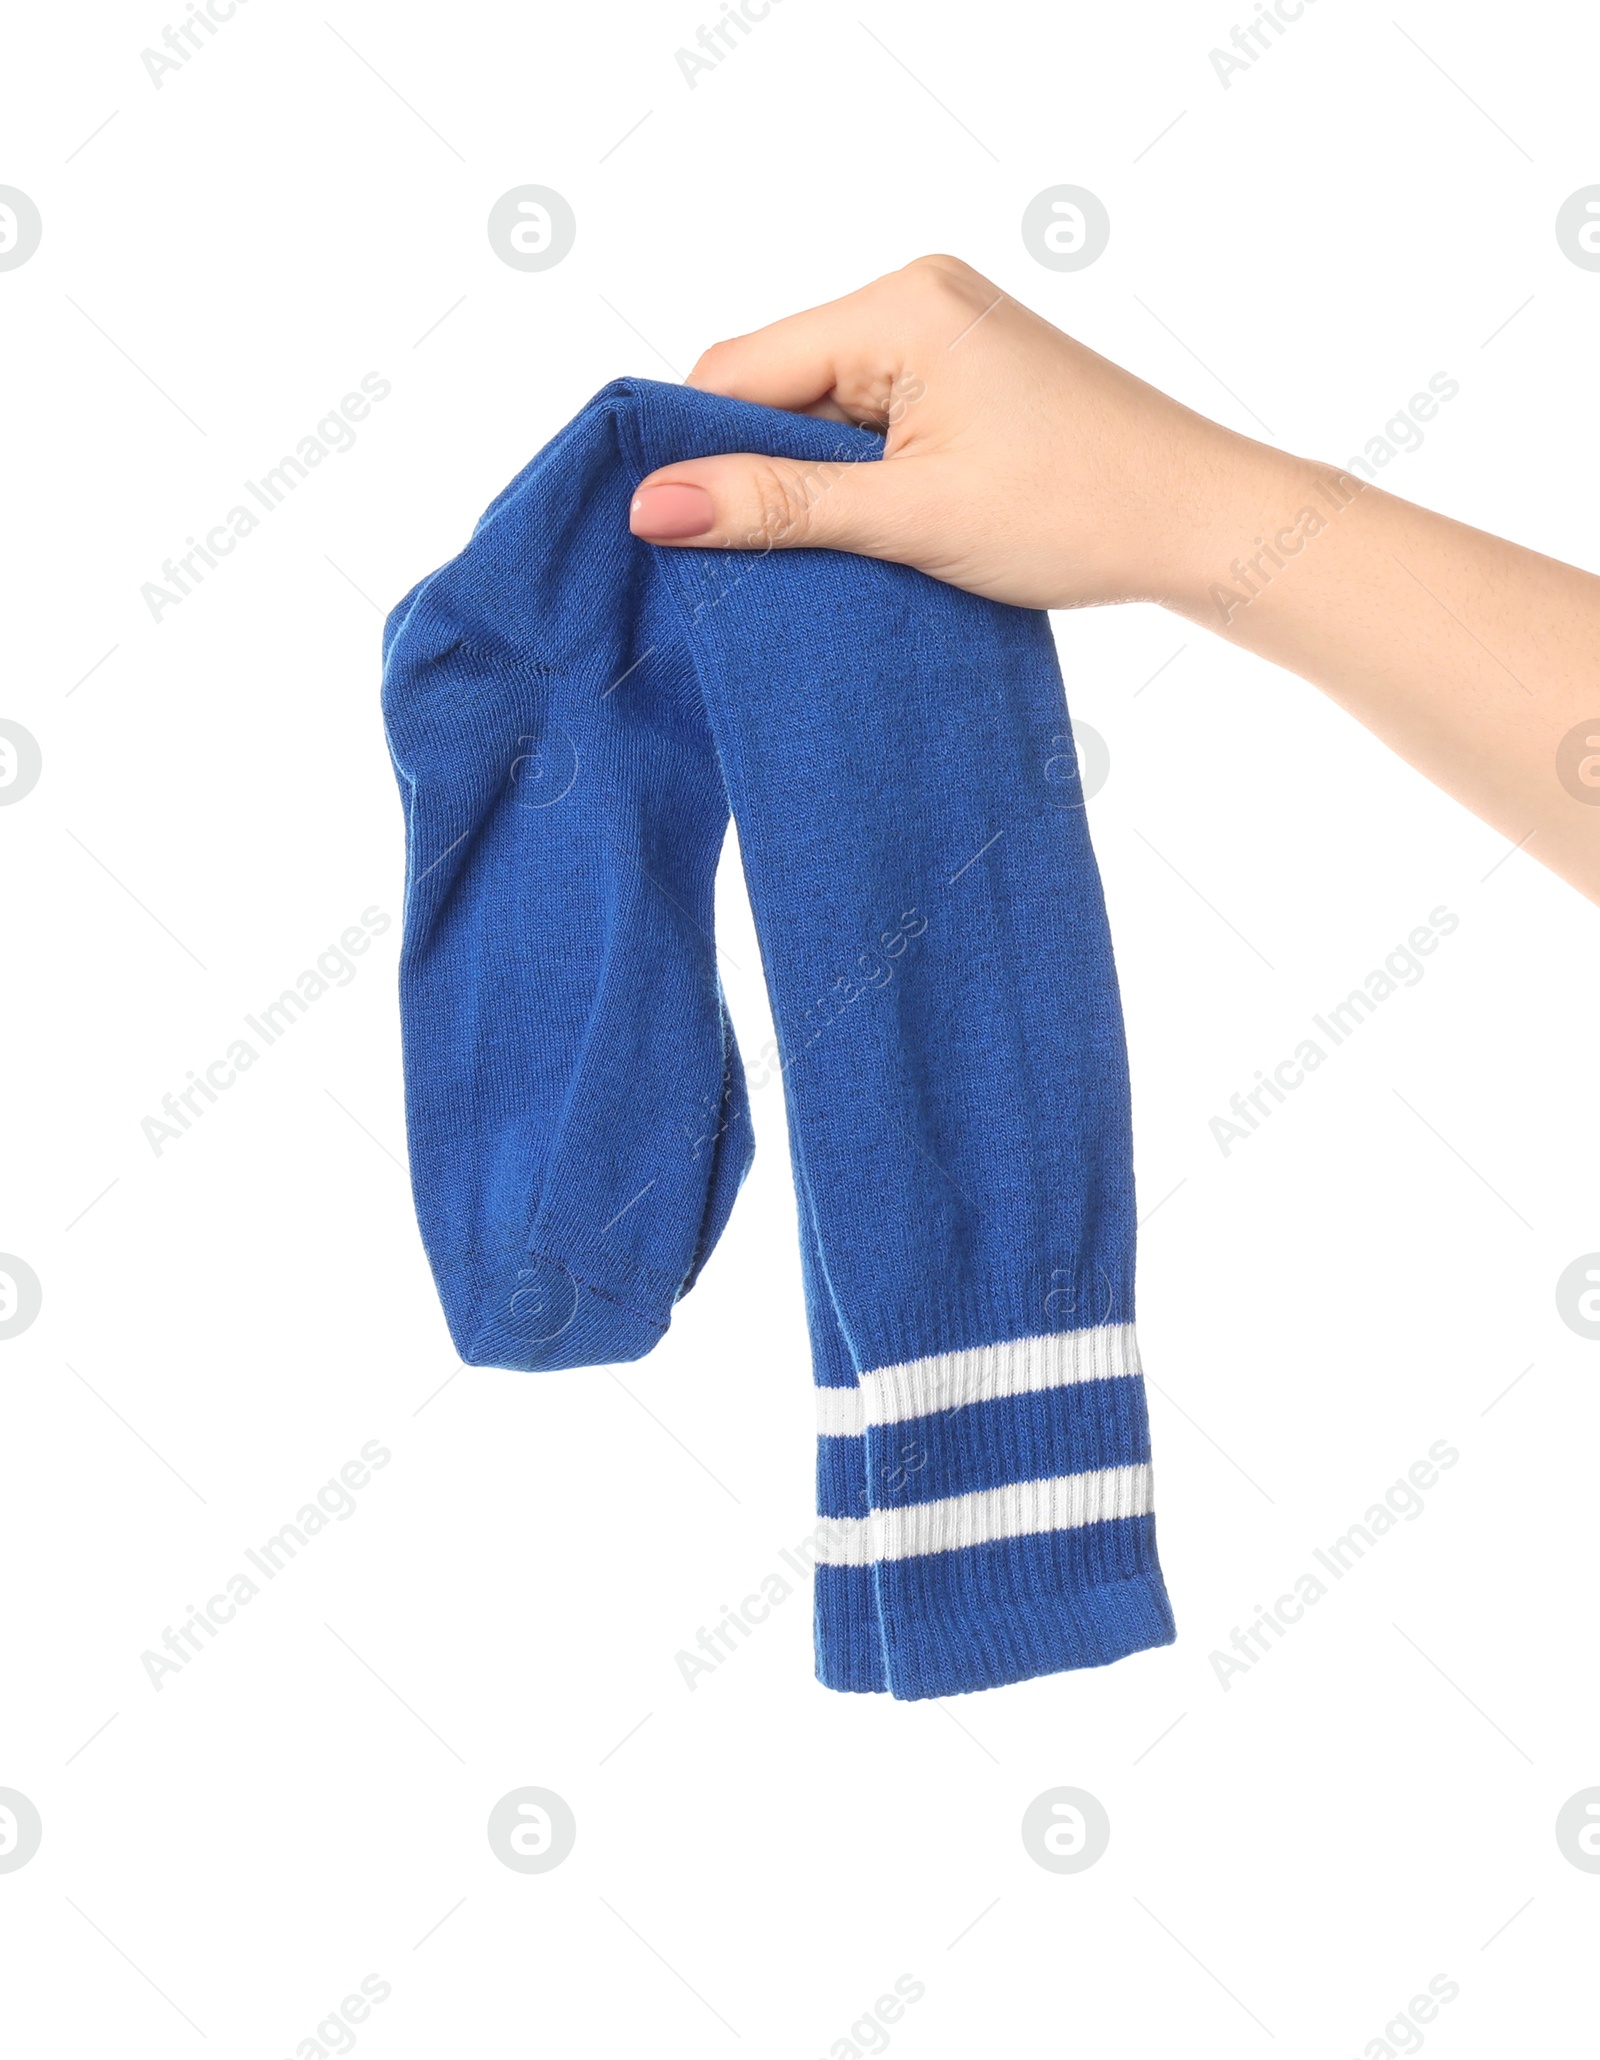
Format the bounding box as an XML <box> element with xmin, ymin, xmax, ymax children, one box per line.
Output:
<box><xmin>1169</xmin><ymin>439</ymin><xmax>1600</xmax><ymax>903</ymax></box>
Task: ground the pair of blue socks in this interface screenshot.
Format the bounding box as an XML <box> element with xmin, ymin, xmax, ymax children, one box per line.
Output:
<box><xmin>382</xmin><ymin>378</ymin><xmax>1174</xmax><ymax>1697</ymax></box>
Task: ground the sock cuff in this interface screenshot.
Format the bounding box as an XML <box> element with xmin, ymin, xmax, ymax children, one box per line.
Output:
<box><xmin>810</xmin><ymin>1324</ymin><xmax>1175</xmax><ymax>1697</ymax></box>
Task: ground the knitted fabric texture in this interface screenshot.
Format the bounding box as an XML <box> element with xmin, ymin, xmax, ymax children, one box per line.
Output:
<box><xmin>382</xmin><ymin>377</ymin><xmax>1175</xmax><ymax>1699</ymax></box>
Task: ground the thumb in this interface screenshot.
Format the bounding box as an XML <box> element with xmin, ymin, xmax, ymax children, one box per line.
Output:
<box><xmin>628</xmin><ymin>451</ymin><xmax>925</xmax><ymax>561</ymax></box>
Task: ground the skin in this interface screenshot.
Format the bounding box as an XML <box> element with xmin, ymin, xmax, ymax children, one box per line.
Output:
<box><xmin>629</xmin><ymin>255</ymin><xmax>1600</xmax><ymax>906</ymax></box>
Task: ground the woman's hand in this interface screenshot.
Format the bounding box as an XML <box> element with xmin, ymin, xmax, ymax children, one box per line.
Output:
<box><xmin>628</xmin><ymin>253</ymin><xmax>1260</xmax><ymax>614</ymax></box>
<box><xmin>630</xmin><ymin>256</ymin><xmax>1600</xmax><ymax>904</ymax></box>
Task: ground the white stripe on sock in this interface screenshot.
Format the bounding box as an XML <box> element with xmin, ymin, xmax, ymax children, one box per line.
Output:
<box><xmin>815</xmin><ymin>1386</ymin><xmax>864</xmax><ymax>1439</ymax></box>
<box><xmin>858</xmin><ymin>1324</ymin><xmax>1141</xmax><ymax>1428</ymax></box>
<box><xmin>807</xmin><ymin>1515</ymin><xmax>874</xmax><ymax>1567</ymax></box>
<box><xmin>812</xmin><ymin>1463</ymin><xmax>1153</xmax><ymax>1565</ymax></box>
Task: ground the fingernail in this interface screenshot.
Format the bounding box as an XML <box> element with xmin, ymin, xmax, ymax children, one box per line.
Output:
<box><xmin>630</xmin><ymin>483</ymin><xmax>715</xmax><ymax>540</ymax></box>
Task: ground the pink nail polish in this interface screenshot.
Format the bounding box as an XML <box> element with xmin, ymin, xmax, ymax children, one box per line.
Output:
<box><xmin>630</xmin><ymin>483</ymin><xmax>715</xmax><ymax>540</ymax></box>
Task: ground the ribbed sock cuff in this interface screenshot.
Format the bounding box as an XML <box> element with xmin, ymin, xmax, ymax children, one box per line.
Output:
<box><xmin>873</xmin><ymin>1534</ymin><xmax>1175</xmax><ymax>1700</ymax></box>
<box><xmin>811</xmin><ymin>1524</ymin><xmax>1174</xmax><ymax>1699</ymax></box>
<box><xmin>814</xmin><ymin>1567</ymin><xmax>887</xmax><ymax>1694</ymax></box>
<box><xmin>809</xmin><ymin>1326</ymin><xmax>1177</xmax><ymax>1698</ymax></box>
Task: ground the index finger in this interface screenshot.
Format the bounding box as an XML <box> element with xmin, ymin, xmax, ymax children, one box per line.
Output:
<box><xmin>684</xmin><ymin>257</ymin><xmax>990</xmax><ymax>426</ymax></box>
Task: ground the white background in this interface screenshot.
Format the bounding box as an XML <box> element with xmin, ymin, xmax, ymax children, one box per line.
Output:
<box><xmin>3</xmin><ymin>0</ymin><xmax>1598</xmax><ymax>2052</ymax></box>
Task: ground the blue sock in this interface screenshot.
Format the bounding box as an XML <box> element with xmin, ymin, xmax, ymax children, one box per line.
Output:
<box><xmin>382</xmin><ymin>378</ymin><xmax>1176</xmax><ymax>1698</ymax></box>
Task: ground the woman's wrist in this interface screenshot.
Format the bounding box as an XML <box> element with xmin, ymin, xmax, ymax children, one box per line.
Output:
<box><xmin>1154</xmin><ymin>436</ymin><xmax>1357</xmax><ymax>630</ymax></box>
